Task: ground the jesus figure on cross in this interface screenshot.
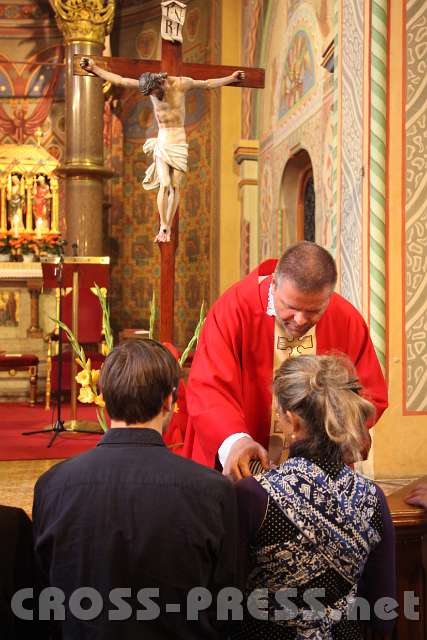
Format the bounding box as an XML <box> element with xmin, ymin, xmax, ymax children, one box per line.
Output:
<box><xmin>80</xmin><ymin>57</ymin><xmax>245</xmax><ymax>243</ymax></box>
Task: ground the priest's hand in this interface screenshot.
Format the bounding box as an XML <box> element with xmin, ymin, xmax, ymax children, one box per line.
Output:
<box><xmin>223</xmin><ymin>437</ymin><xmax>269</xmax><ymax>481</ymax></box>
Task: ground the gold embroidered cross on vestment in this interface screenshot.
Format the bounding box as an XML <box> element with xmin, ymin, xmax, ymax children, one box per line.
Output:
<box><xmin>276</xmin><ymin>333</ymin><xmax>314</xmax><ymax>358</ymax></box>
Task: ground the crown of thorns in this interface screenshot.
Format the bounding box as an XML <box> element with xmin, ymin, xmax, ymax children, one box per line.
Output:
<box><xmin>139</xmin><ymin>72</ymin><xmax>168</xmax><ymax>95</ymax></box>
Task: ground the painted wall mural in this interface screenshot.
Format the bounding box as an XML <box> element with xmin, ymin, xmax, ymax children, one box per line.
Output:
<box><xmin>0</xmin><ymin>47</ymin><xmax>64</xmax><ymax>157</ymax></box>
<box><xmin>259</xmin><ymin>156</ymin><xmax>273</xmax><ymax>259</ymax></box>
<box><xmin>320</xmin><ymin>103</ymin><xmax>334</xmax><ymax>252</ymax></box>
<box><xmin>0</xmin><ymin>290</ymin><xmax>19</xmax><ymax>327</ymax></box>
<box><xmin>257</xmin><ymin>2</ymin><xmax>333</xmax><ymax>262</ymax></box>
<box><xmin>279</xmin><ymin>30</ymin><xmax>315</xmax><ymax>119</ymax></box>
<box><xmin>241</xmin><ymin>0</ymin><xmax>263</xmax><ymax>139</ymax></box>
<box><xmin>339</xmin><ymin>0</ymin><xmax>364</xmax><ymax>312</ymax></box>
<box><xmin>0</xmin><ymin>7</ymin><xmax>65</xmax><ymax>232</ymax></box>
<box><xmin>405</xmin><ymin>0</ymin><xmax>427</xmax><ymax>412</ymax></box>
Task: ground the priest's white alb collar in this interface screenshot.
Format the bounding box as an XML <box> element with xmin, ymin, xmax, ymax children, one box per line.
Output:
<box><xmin>267</xmin><ymin>283</ymin><xmax>276</xmax><ymax>316</ymax></box>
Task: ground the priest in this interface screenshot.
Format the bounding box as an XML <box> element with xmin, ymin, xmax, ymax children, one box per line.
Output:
<box><xmin>183</xmin><ymin>242</ymin><xmax>388</xmax><ymax>479</ymax></box>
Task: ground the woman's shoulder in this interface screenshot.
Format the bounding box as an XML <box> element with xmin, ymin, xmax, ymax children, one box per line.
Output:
<box><xmin>235</xmin><ymin>476</ymin><xmax>269</xmax><ymax>536</ymax></box>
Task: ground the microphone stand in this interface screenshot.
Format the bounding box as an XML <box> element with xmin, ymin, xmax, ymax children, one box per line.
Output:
<box><xmin>22</xmin><ymin>246</ymin><xmax>68</xmax><ymax>447</ymax></box>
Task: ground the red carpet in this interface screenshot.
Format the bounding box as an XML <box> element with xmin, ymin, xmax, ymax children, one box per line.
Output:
<box><xmin>0</xmin><ymin>403</ymin><xmax>103</xmax><ymax>461</ymax></box>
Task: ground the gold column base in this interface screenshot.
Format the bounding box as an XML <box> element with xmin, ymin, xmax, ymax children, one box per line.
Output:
<box><xmin>64</xmin><ymin>419</ymin><xmax>103</xmax><ymax>433</ymax></box>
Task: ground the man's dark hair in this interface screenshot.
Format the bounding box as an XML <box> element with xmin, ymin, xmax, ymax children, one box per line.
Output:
<box><xmin>139</xmin><ymin>72</ymin><xmax>167</xmax><ymax>96</ymax></box>
<box><xmin>100</xmin><ymin>339</ymin><xmax>180</xmax><ymax>424</ymax></box>
<box><xmin>275</xmin><ymin>241</ymin><xmax>337</xmax><ymax>291</ymax></box>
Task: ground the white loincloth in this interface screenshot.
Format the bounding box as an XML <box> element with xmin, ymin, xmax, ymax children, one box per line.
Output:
<box><xmin>142</xmin><ymin>127</ymin><xmax>188</xmax><ymax>191</ymax></box>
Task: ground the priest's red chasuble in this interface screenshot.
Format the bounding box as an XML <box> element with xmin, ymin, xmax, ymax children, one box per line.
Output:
<box><xmin>183</xmin><ymin>260</ymin><xmax>388</xmax><ymax>468</ymax></box>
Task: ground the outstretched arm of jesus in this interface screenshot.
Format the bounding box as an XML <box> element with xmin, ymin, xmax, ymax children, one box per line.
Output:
<box><xmin>80</xmin><ymin>57</ymin><xmax>139</xmax><ymax>89</ymax></box>
<box><xmin>180</xmin><ymin>70</ymin><xmax>245</xmax><ymax>91</ymax></box>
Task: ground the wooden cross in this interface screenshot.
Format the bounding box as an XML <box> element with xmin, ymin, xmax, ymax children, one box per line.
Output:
<box><xmin>75</xmin><ymin>15</ymin><xmax>264</xmax><ymax>345</ymax></box>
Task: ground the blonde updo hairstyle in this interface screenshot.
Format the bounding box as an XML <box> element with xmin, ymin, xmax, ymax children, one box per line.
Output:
<box><xmin>273</xmin><ymin>354</ymin><xmax>375</xmax><ymax>463</ymax></box>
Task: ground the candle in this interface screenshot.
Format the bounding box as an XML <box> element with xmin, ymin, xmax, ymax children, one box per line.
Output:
<box><xmin>36</xmin><ymin>217</ymin><xmax>43</xmax><ymax>239</ymax></box>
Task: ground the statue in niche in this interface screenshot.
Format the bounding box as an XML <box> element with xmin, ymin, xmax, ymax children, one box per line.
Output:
<box><xmin>33</xmin><ymin>174</ymin><xmax>52</xmax><ymax>232</ymax></box>
<box><xmin>7</xmin><ymin>174</ymin><xmax>25</xmax><ymax>235</ymax></box>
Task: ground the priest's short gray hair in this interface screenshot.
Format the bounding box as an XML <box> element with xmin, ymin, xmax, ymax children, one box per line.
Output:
<box><xmin>275</xmin><ymin>241</ymin><xmax>337</xmax><ymax>292</ymax></box>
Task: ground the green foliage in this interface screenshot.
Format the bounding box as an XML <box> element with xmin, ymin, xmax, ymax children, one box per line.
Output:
<box><xmin>179</xmin><ymin>301</ymin><xmax>206</xmax><ymax>368</ymax></box>
<box><xmin>149</xmin><ymin>290</ymin><xmax>156</xmax><ymax>340</ymax></box>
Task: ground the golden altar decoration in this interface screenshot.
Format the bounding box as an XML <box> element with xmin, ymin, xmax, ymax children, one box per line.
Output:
<box><xmin>0</xmin><ymin>141</ymin><xmax>59</xmax><ymax>237</ymax></box>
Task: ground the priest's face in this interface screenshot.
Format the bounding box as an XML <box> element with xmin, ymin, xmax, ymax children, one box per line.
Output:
<box><xmin>272</xmin><ymin>277</ymin><xmax>332</xmax><ymax>338</ymax></box>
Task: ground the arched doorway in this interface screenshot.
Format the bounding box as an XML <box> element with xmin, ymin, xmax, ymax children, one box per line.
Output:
<box><xmin>279</xmin><ymin>149</ymin><xmax>315</xmax><ymax>249</ymax></box>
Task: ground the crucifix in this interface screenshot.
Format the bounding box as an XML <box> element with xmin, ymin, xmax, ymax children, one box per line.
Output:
<box><xmin>75</xmin><ymin>0</ymin><xmax>264</xmax><ymax>344</ymax></box>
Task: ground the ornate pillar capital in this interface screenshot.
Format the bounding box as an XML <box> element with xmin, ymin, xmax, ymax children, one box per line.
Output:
<box><xmin>53</xmin><ymin>0</ymin><xmax>115</xmax><ymax>45</ymax></box>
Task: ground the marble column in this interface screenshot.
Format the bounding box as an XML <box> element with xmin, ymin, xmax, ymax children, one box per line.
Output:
<box><xmin>53</xmin><ymin>0</ymin><xmax>115</xmax><ymax>256</ymax></box>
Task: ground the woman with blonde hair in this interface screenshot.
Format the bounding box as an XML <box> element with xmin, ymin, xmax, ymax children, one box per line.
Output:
<box><xmin>234</xmin><ymin>354</ymin><xmax>395</xmax><ymax>640</ymax></box>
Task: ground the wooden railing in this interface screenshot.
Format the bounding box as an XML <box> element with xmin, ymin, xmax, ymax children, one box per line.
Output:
<box><xmin>368</xmin><ymin>476</ymin><xmax>427</xmax><ymax>640</ymax></box>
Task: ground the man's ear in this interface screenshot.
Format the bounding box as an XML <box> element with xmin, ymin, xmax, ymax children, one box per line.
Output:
<box><xmin>162</xmin><ymin>392</ymin><xmax>174</xmax><ymax>413</ymax></box>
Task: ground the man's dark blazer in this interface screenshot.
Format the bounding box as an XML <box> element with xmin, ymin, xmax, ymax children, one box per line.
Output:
<box><xmin>33</xmin><ymin>428</ymin><xmax>240</xmax><ymax>640</ymax></box>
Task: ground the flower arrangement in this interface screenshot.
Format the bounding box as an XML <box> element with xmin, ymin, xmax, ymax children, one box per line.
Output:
<box><xmin>0</xmin><ymin>232</ymin><xmax>11</xmax><ymax>255</ymax></box>
<box><xmin>38</xmin><ymin>233</ymin><xmax>62</xmax><ymax>256</ymax></box>
<box><xmin>10</xmin><ymin>233</ymin><xmax>39</xmax><ymax>256</ymax></box>
<box><xmin>55</xmin><ymin>284</ymin><xmax>112</xmax><ymax>432</ymax></box>
<box><xmin>54</xmin><ymin>285</ymin><xmax>206</xmax><ymax>433</ymax></box>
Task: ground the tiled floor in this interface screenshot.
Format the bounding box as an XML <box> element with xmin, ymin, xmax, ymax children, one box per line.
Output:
<box><xmin>0</xmin><ymin>459</ymin><xmax>61</xmax><ymax>517</ymax></box>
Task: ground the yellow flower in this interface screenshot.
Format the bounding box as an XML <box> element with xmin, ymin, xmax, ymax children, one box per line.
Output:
<box><xmin>91</xmin><ymin>369</ymin><xmax>101</xmax><ymax>385</ymax></box>
<box><xmin>94</xmin><ymin>393</ymin><xmax>105</xmax><ymax>408</ymax></box>
<box><xmin>76</xmin><ymin>368</ymin><xmax>90</xmax><ymax>386</ymax></box>
<box><xmin>91</xmin><ymin>286</ymin><xmax>107</xmax><ymax>298</ymax></box>
<box><xmin>101</xmin><ymin>342</ymin><xmax>110</xmax><ymax>356</ymax></box>
<box><xmin>78</xmin><ymin>385</ymin><xmax>96</xmax><ymax>404</ymax></box>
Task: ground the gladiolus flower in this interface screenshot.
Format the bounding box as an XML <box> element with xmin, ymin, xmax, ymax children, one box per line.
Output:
<box><xmin>91</xmin><ymin>369</ymin><xmax>101</xmax><ymax>385</ymax></box>
<box><xmin>78</xmin><ymin>385</ymin><xmax>96</xmax><ymax>404</ymax></box>
<box><xmin>94</xmin><ymin>393</ymin><xmax>105</xmax><ymax>408</ymax></box>
<box><xmin>76</xmin><ymin>368</ymin><xmax>91</xmax><ymax>386</ymax></box>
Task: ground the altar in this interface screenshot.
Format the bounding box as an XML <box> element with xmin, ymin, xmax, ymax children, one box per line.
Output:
<box><xmin>0</xmin><ymin>133</ymin><xmax>64</xmax><ymax>403</ymax></box>
<box><xmin>0</xmin><ymin>262</ymin><xmax>55</xmax><ymax>402</ymax></box>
